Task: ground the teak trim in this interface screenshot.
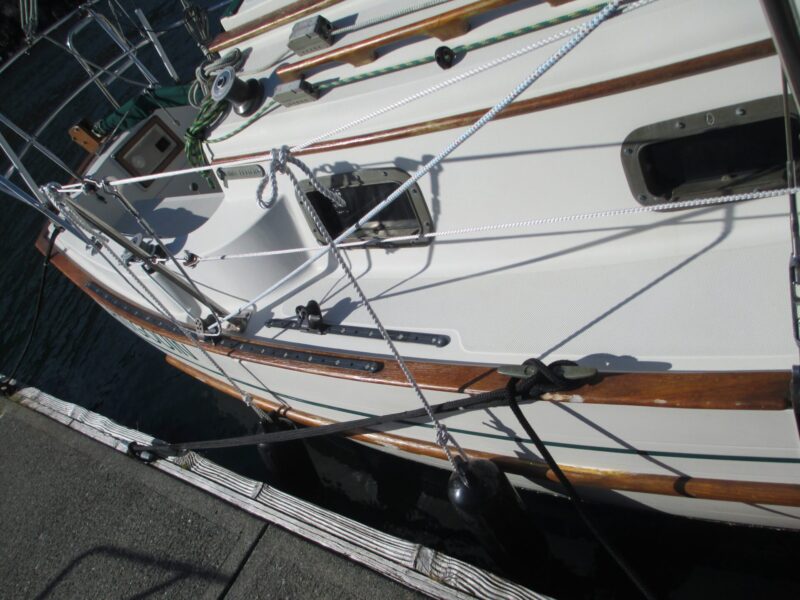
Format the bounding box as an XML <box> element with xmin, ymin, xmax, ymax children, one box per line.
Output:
<box><xmin>276</xmin><ymin>0</ymin><xmax>530</xmax><ymax>81</ymax></box>
<box><xmin>167</xmin><ymin>355</ymin><xmax>800</xmax><ymax>508</ymax></box>
<box><xmin>212</xmin><ymin>0</ymin><xmax>575</xmax><ymax>55</ymax></box>
<box><xmin>216</xmin><ymin>40</ymin><xmax>776</xmax><ymax>162</ymax></box>
<box><xmin>37</xmin><ymin>227</ymin><xmax>790</xmax><ymax>411</ymax></box>
<box><xmin>210</xmin><ymin>0</ymin><xmax>346</xmax><ymax>52</ymax></box>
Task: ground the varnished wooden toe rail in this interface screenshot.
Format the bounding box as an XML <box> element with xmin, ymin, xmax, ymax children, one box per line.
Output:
<box><xmin>37</xmin><ymin>226</ymin><xmax>790</xmax><ymax>411</ymax></box>
<box><xmin>211</xmin><ymin>0</ymin><xmax>346</xmax><ymax>52</ymax></box>
<box><xmin>276</xmin><ymin>0</ymin><xmax>536</xmax><ymax>81</ymax></box>
<box><xmin>167</xmin><ymin>356</ymin><xmax>800</xmax><ymax>508</ymax></box>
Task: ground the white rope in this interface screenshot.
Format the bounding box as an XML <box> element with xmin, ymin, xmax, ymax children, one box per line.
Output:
<box><xmin>261</xmin><ymin>148</ymin><xmax>467</xmax><ymax>471</ymax></box>
<box><xmin>56</xmin><ymin>153</ymin><xmax>275</xmax><ymax>192</ymax></box>
<box><xmin>55</xmin><ymin>0</ymin><xmax>657</xmax><ymax>193</ymax></box>
<box><xmin>194</xmin><ymin>187</ymin><xmax>797</xmax><ymax>262</ymax></box>
<box><xmin>97</xmin><ymin>181</ymin><xmax>224</xmax><ymax>335</ymax></box>
<box><xmin>54</xmin><ymin>196</ymin><xmax>265</xmax><ymax>419</ymax></box>
<box><xmin>333</xmin><ymin>0</ymin><xmax>455</xmax><ymax>35</ymax></box>
<box><xmin>218</xmin><ymin>0</ymin><xmax>624</xmax><ymax>326</ymax></box>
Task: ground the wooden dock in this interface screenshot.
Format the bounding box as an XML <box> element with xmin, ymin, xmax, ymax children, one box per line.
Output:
<box><xmin>0</xmin><ymin>383</ymin><xmax>546</xmax><ymax>599</ymax></box>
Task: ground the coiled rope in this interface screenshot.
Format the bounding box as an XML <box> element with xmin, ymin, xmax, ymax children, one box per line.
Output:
<box><xmin>188</xmin><ymin>49</ymin><xmax>245</xmax><ymax>108</ymax></box>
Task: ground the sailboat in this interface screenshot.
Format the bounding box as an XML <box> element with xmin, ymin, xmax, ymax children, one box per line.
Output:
<box><xmin>3</xmin><ymin>0</ymin><xmax>800</xmax><ymax>530</ymax></box>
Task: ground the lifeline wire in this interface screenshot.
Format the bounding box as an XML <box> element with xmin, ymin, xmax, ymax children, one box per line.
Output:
<box><xmin>194</xmin><ymin>187</ymin><xmax>789</xmax><ymax>263</ymax></box>
<box><xmin>98</xmin><ymin>183</ymin><xmax>225</xmax><ymax>335</ymax></box>
<box><xmin>225</xmin><ymin>0</ymin><xmax>626</xmax><ymax>466</ymax></box>
<box><xmin>55</xmin><ymin>0</ymin><xmax>657</xmax><ymax>193</ymax></box>
<box><xmin>259</xmin><ymin>148</ymin><xmax>468</xmax><ymax>472</ymax></box>
<box><xmin>215</xmin><ymin>0</ymin><xmax>626</xmax><ymax>327</ymax></box>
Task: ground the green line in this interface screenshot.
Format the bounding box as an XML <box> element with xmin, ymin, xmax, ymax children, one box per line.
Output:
<box><xmin>315</xmin><ymin>3</ymin><xmax>607</xmax><ymax>92</ymax></box>
<box><xmin>184</xmin><ymin>2</ymin><xmax>609</xmax><ymax>164</ymax></box>
<box><xmin>156</xmin><ymin>344</ymin><xmax>800</xmax><ymax>465</ymax></box>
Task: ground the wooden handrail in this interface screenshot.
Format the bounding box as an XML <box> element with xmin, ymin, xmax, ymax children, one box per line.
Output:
<box><xmin>215</xmin><ymin>40</ymin><xmax>776</xmax><ymax>161</ymax></box>
<box><xmin>276</xmin><ymin>0</ymin><xmax>534</xmax><ymax>82</ymax></box>
<box><xmin>210</xmin><ymin>0</ymin><xmax>345</xmax><ymax>52</ymax></box>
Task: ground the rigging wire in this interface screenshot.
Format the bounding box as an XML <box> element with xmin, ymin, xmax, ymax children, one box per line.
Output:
<box><xmin>94</xmin><ymin>182</ymin><xmax>225</xmax><ymax>335</ymax></box>
<box><xmin>41</xmin><ymin>35</ymin><xmax>152</xmax><ymax>89</ymax></box>
<box><xmin>19</xmin><ymin>0</ymin><xmax>38</xmax><ymax>44</ymax></box>
<box><xmin>212</xmin><ymin>0</ymin><xmax>632</xmax><ymax>328</ymax></box>
<box><xmin>217</xmin><ymin>0</ymin><xmax>626</xmax><ymax>470</ymax></box>
<box><xmin>192</xmin><ymin>187</ymin><xmax>791</xmax><ymax>263</ymax></box>
<box><xmin>55</xmin><ymin>0</ymin><xmax>658</xmax><ymax>193</ymax></box>
<box><xmin>51</xmin><ymin>197</ymin><xmax>268</xmax><ymax>421</ymax></box>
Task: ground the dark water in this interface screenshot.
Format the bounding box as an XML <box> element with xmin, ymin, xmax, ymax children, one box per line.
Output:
<box><xmin>0</xmin><ymin>3</ymin><xmax>799</xmax><ymax>598</ymax></box>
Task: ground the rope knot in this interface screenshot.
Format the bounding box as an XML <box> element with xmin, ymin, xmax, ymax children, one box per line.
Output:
<box><xmin>256</xmin><ymin>146</ymin><xmax>292</xmax><ymax>209</ymax></box>
<box><xmin>272</xmin><ymin>146</ymin><xmax>290</xmax><ymax>173</ymax></box>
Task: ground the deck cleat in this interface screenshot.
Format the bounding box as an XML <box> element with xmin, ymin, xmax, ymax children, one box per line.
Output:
<box><xmin>288</xmin><ymin>15</ymin><xmax>334</xmax><ymax>56</ymax></box>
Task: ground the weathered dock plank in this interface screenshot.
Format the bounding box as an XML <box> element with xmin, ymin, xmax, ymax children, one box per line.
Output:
<box><xmin>0</xmin><ymin>388</ymin><xmax>546</xmax><ymax>599</ymax></box>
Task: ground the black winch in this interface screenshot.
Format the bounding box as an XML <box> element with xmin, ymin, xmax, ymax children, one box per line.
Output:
<box><xmin>211</xmin><ymin>66</ymin><xmax>264</xmax><ymax>117</ymax></box>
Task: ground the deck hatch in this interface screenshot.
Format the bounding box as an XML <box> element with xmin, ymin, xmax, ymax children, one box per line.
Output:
<box><xmin>621</xmin><ymin>96</ymin><xmax>799</xmax><ymax>206</ymax></box>
<box><xmin>296</xmin><ymin>168</ymin><xmax>433</xmax><ymax>245</ymax></box>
